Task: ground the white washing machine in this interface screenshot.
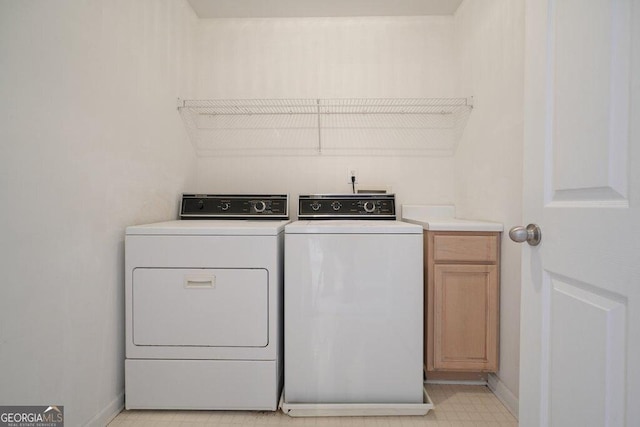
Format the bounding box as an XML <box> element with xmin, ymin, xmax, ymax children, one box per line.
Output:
<box><xmin>125</xmin><ymin>194</ymin><xmax>289</xmax><ymax>410</ymax></box>
<box><xmin>282</xmin><ymin>194</ymin><xmax>432</xmax><ymax>417</ymax></box>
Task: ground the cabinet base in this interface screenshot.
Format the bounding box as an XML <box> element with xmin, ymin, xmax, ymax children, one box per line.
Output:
<box><xmin>425</xmin><ymin>370</ymin><xmax>488</xmax><ymax>383</ymax></box>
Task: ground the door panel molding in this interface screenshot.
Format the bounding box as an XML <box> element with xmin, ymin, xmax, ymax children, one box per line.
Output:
<box><xmin>544</xmin><ymin>273</ymin><xmax>626</xmax><ymax>426</ymax></box>
<box><xmin>545</xmin><ymin>0</ymin><xmax>631</xmax><ymax>206</ymax></box>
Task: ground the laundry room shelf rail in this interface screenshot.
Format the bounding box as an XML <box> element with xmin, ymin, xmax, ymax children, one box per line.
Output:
<box><xmin>177</xmin><ymin>97</ymin><xmax>473</xmax><ymax>156</ymax></box>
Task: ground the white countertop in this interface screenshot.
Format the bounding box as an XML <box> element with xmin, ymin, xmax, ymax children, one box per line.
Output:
<box><xmin>401</xmin><ymin>205</ymin><xmax>503</xmax><ymax>232</ymax></box>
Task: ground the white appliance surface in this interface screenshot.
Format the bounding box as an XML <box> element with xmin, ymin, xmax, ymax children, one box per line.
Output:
<box><xmin>125</xmin><ymin>219</ymin><xmax>288</xmax><ymax>410</ymax></box>
<box><xmin>132</xmin><ymin>268</ymin><xmax>268</xmax><ymax>347</ymax></box>
<box><xmin>126</xmin><ymin>359</ymin><xmax>278</xmax><ymax>410</ymax></box>
<box><xmin>285</xmin><ymin>219</ymin><xmax>422</xmax><ymax>234</ymax></box>
<box><xmin>284</xmin><ymin>219</ymin><xmax>427</xmax><ymax>414</ymax></box>
<box><xmin>127</xmin><ymin>219</ymin><xmax>289</xmax><ymax>235</ymax></box>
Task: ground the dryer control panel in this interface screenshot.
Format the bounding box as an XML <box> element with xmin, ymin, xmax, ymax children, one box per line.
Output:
<box><xmin>298</xmin><ymin>194</ymin><xmax>396</xmax><ymax>219</ymax></box>
<box><xmin>181</xmin><ymin>194</ymin><xmax>288</xmax><ymax>219</ymax></box>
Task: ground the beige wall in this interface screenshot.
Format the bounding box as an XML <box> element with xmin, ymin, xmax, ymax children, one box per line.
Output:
<box><xmin>194</xmin><ymin>17</ymin><xmax>458</xmax><ymax>209</ymax></box>
<box><xmin>454</xmin><ymin>0</ymin><xmax>525</xmax><ymax>415</ymax></box>
<box><xmin>0</xmin><ymin>1</ymin><xmax>197</xmax><ymax>425</ymax></box>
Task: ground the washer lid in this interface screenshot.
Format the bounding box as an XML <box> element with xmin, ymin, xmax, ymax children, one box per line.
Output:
<box><xmin>126</xmin><ymin>219</ymin><xmax>290</xmax><ymax>236</ymax></box>
<box><xmin>285</xmin><ymin>220</ymin><xmax>422</xmax><ymax>234</ymax></box>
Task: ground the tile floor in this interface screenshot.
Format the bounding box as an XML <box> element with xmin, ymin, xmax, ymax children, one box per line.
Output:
<box><xmin>108</xmin><ymin>384</ymin><xmax>517</xmax><ymax>426</ymax></box>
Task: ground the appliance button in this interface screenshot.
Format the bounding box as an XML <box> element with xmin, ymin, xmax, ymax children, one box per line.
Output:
<box><xmin>310</xmin><ymin>202</ymin><xmax>322</xmax><ymax>211</ymax></box>
<box><xmin>197</xmin><ymin>199</ymin><xmax>205</xmax><ymax>210</ymax></box>
<box><xmin>220</xmin><ymin>201</ymin><xmax>231</xmax><ymax>211</ymax></box>
<box><xmin>331</xmin><ymin>201</ymin><xmax>342</xmax><ymax>211</ymax></box>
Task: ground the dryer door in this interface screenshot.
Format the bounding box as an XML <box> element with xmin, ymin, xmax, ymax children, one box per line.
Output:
<box><xmin>132</xmin><ymin>268</ymin><xmax>268</xmax><ymax>347</ymax></box>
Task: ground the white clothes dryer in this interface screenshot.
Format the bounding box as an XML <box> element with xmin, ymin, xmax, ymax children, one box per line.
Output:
<box><xmin>125</xmin><ymin>194</ymin><xmax>288</xmax><ymax>410</ymax></box>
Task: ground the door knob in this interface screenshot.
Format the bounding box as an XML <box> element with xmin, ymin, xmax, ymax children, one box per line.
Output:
<box><xmin>509</xmin><ymin>224</ymin><xmax>542</xmax><ymax>246</ymax></box>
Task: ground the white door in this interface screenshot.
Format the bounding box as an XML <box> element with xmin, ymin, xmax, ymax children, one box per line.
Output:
<box><xmin>519</xmin><ymin>1</ymin><xmax>639</xmax><ymax>426</ymax></box>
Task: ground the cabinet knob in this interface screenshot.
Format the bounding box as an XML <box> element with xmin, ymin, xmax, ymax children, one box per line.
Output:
<box><xmin>509</xmin><ymin>224</ymin><xmax>541</xmax><ymax>246</ymax></box>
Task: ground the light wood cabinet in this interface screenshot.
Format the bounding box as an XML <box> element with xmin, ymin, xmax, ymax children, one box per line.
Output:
<box><xmin>424</xmin><ymin>231</ymin><xmax>500</xmax><ymax>375</ymax></box>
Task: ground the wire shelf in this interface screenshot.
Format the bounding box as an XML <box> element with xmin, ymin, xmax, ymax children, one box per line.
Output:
<box><xmin>178</xmin><ymin>97</ymin><xmax>472</xmax><ymax>156</ymax></box>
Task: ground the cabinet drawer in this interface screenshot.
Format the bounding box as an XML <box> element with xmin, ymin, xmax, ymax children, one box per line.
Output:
<box><xmin>432</xmin><ymin>234</ymin><xmax>498</xmax><ymax>263</ymax></box>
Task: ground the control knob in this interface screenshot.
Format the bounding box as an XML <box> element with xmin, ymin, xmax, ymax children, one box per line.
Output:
<box><xmin>363</xmin><ymin>201</ymin><xmax>376</xmax><ymax>213</ymax></box>
<box><xmin>310</xmin><ymin>202</ymin><xmax>322</xmax><ymax>211</ymax></box>
<box><xmin>254</xmin><ymin>201</ymin><xmax>266</xmax><ymax>213</ymax></box>
<box><xmin>331</xmin><ymin>201</ymin><xmax>342</xmax><ymax>211</ymax></box>
<box><xmin>220</xmin><ymin>201</ymin><xmax>230</xmax><ymax>211</ymax></box>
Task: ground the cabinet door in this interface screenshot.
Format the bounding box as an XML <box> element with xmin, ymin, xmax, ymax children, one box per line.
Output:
<box><xmin>432</xmin><ymin>264</ymin><xmax>499</xmax><ymax>371</ymax></box>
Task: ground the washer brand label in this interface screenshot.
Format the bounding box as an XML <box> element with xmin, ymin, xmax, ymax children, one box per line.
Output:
<box><xmin>0</xmin><ymin>406</ymin><xmax>63</xmax><ymax>427</ymax></box>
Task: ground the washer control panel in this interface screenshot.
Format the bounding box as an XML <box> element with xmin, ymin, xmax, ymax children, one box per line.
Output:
<box><xmin>298</xmin><ymin>194</ymin><xmax>396</xmax><ymax>219</ymax></box>
<box><xmin>180</xmin><ymin>194</ymin><xmax>288</xmax><ymax>219</ymax></box>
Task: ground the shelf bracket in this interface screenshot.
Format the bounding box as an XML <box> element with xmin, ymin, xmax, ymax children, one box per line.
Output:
<box><xmin>316</xmin><ymin>98</ymin><xmax>322</xmax><ymax>154</ymax></box>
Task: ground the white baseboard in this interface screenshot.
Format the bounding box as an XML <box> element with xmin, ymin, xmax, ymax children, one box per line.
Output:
<box><xmin>85</xmin><ymin>392</ymin><xmax>124</xmax><ymax>427</ymax></box>
<box><xmin>487</xmin><ymin>374</ymin><xmax>518</xmax><ymax>419</ymax></box>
